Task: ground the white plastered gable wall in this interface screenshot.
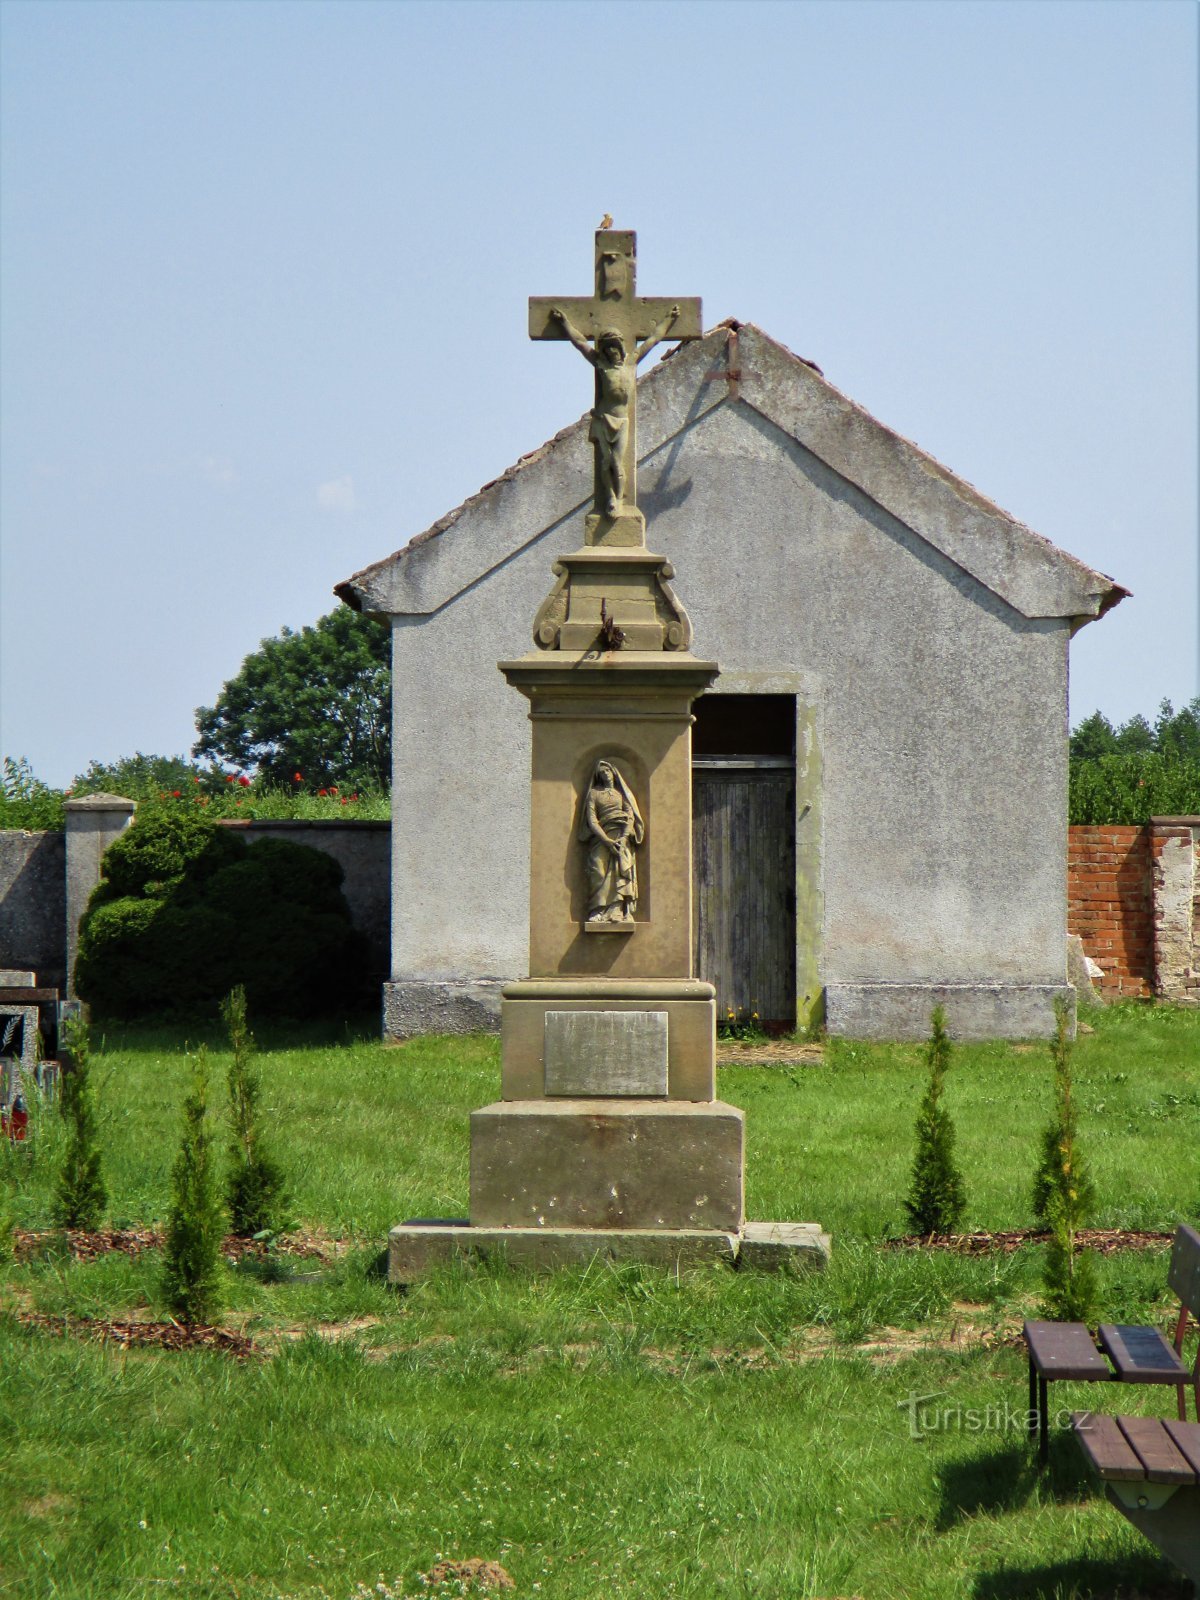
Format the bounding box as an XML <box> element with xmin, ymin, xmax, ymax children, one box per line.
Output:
<box><xmin>338</xmin><ymin>324</ymin><xmax>1124</xmax><ymax>1039</ymax></box>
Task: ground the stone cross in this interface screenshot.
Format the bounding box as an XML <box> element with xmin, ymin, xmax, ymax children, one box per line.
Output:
<box><xmin>530</xmin><ymin>230</ymin><xmax>701</xmax><ymax>541</ymax></box>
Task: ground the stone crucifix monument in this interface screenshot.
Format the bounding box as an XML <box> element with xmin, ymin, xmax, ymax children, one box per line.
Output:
<box><xmin>388</xmin><ymin>228</ymin><xmax>829</xmax><ymax>1276</ymax></box>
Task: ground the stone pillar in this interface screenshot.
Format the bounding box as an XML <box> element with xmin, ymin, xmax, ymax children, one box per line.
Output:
<box><xmin>64</xmin><ymin>793</ymin><xmax>136</xmax><ymax>998</ymax></box>
<box><xmin>1150</xmin><ymin>816</ymin><xmax>1200</xmax><ymax>1004</ymax></box>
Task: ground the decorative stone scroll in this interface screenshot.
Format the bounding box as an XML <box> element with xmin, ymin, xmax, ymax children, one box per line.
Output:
<box><xmin>578</xmin><ymin>760</ymin><xmax>643</xmax><ymax>927</ymax></box>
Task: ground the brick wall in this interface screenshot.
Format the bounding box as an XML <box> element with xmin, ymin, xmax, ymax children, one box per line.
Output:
<box><xmin>1068</xmin><ymin>818</ymin><xmax>1199</xmax><ymax>1000</ymax></box>
<box><xmin>1067</xmin><ymin>826</ymin><xmax>1154</xmax><ymax>996</ymax></box>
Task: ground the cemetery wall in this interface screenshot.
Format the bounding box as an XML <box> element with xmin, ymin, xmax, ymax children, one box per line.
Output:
<box><xmin>0</xmin><ymin>830</ymin><xmax>66</xmax><ymax>989</ymax></box>
<box><xmin>0</xmin><ymin>819</ymin><xmax>388</xmax><ymax>990</ymax></box>
<box><xmin>5</xmin><ymin>811</ymin><xmax>1193</xmax><ymax>1014</ymax></box>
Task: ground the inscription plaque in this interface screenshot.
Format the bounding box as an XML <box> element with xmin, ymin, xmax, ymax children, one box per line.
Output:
<box><xmin>544</xmin><ymin>1009</ymin><xmax>668</xmax><ymax>1097</ymax></box>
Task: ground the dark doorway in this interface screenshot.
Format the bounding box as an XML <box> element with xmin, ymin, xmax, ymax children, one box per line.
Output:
<box><xmin>692</xmin><ymin>695</ymin><xmax>796</xmax><ymax>1030</ymax></box>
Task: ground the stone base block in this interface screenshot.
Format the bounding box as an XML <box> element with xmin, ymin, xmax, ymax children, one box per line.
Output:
<box><xmin>824</xmin><ymin>982</ymin><xmax>1076</xmax><ymax>1041</ymax></box>
<box><xmin>470</xmin><ymin>1098</ymin><xmax>744</xmax><ymax>1231</ymax></box>
<box><xmin>501</xmin><ymin>979</ymin><xmax>716</xmax><ymax>1101</ymax></box>
<box><xmin>383</xmin><ymin>980</ymin><xmax>504</xmax><ymax>1038</ymax></box>
<box><xmin>388</xmin><ymin>1222</ymin><xmax>738</xmax><ymax>1281</ymax></box>
<box><xmin>738</xmin><ymin>1221</ymin><xmax>830</xmax><ymax>1272</ymax></box>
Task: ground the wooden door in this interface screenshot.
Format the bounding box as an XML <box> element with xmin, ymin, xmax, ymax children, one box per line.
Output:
<box><xmin>693</xmin><ymin>759</ymin><xmax>796</xmax><ymax>1029</ymax></box>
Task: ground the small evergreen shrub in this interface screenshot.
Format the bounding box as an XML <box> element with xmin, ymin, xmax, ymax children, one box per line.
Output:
<box><xmin>222</xmin><ymin>987</ymin><xmax>287</xmax><ymax>1236</ymax></box>
<box><xmin>75</xmin><ymin>804</ymin><xmax>368</xmax><ymax>1019</ymax></box>
<box><xmin>905</xmin><ymin>1006</ymin><xmax>967</xmax><ymax>1238</ymax></box>
<box><xmin>162</xmin><ymin>1049</ymin><xmax>225</xmax><ymax>1325</ymax></box>
<box><xmin>52</xmin><ymin>1018</ymin><xmax>107</xmax><ymax>1230</ymax></box>
<box><xmin>1035</xmin><ymin>998</ymin><xmax>1099</xmax><ymax>1322</ymax></box>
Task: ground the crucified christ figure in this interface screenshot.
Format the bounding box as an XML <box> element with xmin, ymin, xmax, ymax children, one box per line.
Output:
<box><xmin>549</xmin><ymin>304</ymin><xmax>680</xmax><ymax>519</ymax></box>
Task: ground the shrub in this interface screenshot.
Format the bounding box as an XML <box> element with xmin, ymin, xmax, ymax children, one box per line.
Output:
<box><xmin>1069</xmin><ymin>751</ymin><xmax>1200</xmax><ymax>825</ymax></box>
<box><xmin>905</xmin><ymin>1006</ymin><xmax>967</xmax><ymax>1238</ymax></box>
<box><xmin>0</xmin><ymin>756</ymin><xmax>64</xmax><ymax>831</ymax></box>
<box><xmin>75</xmin><ymin>804</ymin><xmax>368</xmax><ymax>1020</ymax></box>
<box><xmin>70</xmin><ymin>752</ymin><xmax>209</xmax><ymax>803</ymax></box>
<box><xmin>86</xmin><ymin>800</ymin><xmax>242</xmax><ymax>905</ymax></box>
<box><xmin>162</xmin><ymin>1049</ymin><xmax>225</xmax><ymax>1325</ymax></box>
<box><xmin>1035</xmin><ymin>999</ymin><xmax>1099</xmax><ymax>1323</ymax></box>
<box><xmin>222</xmin><ymin>987</ymin><xmax>287</xmax><ymax>1236</ymax></box>
<box><xmin>52</xmin><ymin>1018</ymin><xmax>107</xmax><ymax>1230</ymax></box>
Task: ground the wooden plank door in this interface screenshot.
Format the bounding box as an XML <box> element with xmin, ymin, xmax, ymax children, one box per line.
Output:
<box><xmin>693</xmin><ymin>760</ymin><xmax>796</xmax><ymax>1029</ymax></box>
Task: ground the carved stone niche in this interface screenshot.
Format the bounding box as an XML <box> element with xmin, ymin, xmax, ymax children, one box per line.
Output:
<box><xmin>577</xmin><ymin>757</ymin><xmax>643</xmax><ymax>932</ymax></box>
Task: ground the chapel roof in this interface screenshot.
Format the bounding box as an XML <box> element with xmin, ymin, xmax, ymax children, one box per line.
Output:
<box><xmin>335</xmin><ymin>322</ymin><xmax>1127</xmax><ymax>627</ymax></box>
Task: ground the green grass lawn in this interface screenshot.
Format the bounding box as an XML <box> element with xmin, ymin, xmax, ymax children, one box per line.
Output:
<box><xmin>1</xmin><ymin>1002</ymin><xmax>1197</xmax><ymax>1600</ymax></box>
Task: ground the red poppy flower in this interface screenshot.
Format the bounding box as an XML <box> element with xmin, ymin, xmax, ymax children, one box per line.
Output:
<box><xmin>194</xmin><ymin>776</ymin><xmax>201</xmax><ymax>785</ymax></box>
<box><xmin>330</xmin><ymin>786</ymin><xmax>338</xmax><ymax>795</ymax></box>
<box><xmin>172</xmin><ymin>790</ymin><xmax>181</xmax><ymax>798</ymax></box>
<box><xmin>238</xmin><ymin>776</ymin><xmax>250</xmax><ymax>788</ymax></box>
<box><xmin>318</xmin><ymin>788</ymin><xmax>328</xmax><ymax>797</ymax></box>
<box><xmin>293</xmin><ymin>773</ymin><xmax>303</xmax><ymax>783</ymax></box>
<box><xmin>226</xmin><ymin>774</ymin><xmax>236</xmax><ymax>783</ymax></box>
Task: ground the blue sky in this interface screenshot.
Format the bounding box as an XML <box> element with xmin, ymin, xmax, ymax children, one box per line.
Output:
<box><xmin>2</xmin><ymin>0</ymin><xmax>1196</xmax><ymax>786</ymax></box>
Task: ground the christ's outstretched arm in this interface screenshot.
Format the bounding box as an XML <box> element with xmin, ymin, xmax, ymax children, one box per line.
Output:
<box><xmin>636</xmin><ymin>305</ymin><xmax>680</xmax><ymax>364</ymax></box>
<box><xmin>550</xmin><ymin>307</ymin><xmax>597</xmax><ymax>365</ymax></box>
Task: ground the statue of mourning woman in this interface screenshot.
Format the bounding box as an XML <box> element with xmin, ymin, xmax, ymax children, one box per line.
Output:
<box><xmin>577</xmin><ymin>760</ymin><xmax>644</xmax><ymax>924</ymax></box>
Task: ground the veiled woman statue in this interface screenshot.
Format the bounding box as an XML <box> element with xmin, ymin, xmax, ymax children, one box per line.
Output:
<box><xmin>578</xmin><ymin>760</ymin><xmax>644</xmax><ymax>924</ymax></box>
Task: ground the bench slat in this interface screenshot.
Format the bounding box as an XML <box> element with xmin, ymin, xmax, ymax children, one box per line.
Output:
<box><xmin>1117</xmin><ymin>1415</ymin><xmax>1197</xmax><ymax>1485</ymax></box>
<box><xmin>1025</xmin><ymin>1320</ymin><xmax>1111</xmax><ymax>1380</ymax></box>
<box><xmin>1100</xmin><ymin>1323</ymin><xmax>1189</xmax><ymax>1383</ymax></box>
<box><xmin>1166</xmin><ymin>1225</ymin><xmax>1200</xmax><ymax>1320</ymax></box>
<box><xmin>1164</xmin><ymin>1419</ymin><xmax>1200</xmax><ymax>1477</ymax></box>
<box><xmin>1072</xmin><ymin>1412</ymin><xmax>1145</xmax><ymax>1480</ymax></box>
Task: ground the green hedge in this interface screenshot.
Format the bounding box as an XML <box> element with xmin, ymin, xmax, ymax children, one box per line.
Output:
<box><xmin>1068</xmin><ymin>752</ymin><xmax>1200</xmax><ymax>825</ymax></box>
<box><xmin>75</xmin><ymin>805</ymin><xmax>369</xmax><ymax>1020</ymax></box>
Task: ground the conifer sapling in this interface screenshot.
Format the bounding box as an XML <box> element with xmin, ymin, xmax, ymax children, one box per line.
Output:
<box><xmin>162</xmin><ymin>1047</ymin><xmax>225</xmax><ymax>1325</ymax></box>
<box><xmin>53</xmin><ymin>1017</ymin><xmax>107</xmax><ymax>1230</ymax></box>
<box><xmin>905</xmin><ymin>1005</ymin><xmax>967</xmax><ymax>1238</ymax></box>
<box><xmin>1035</xmin><ymin>998</ymin><xmax>1099</xmax><ymax>1323</ymax></box>
<box><xmin>222</xmin><ymin>986</ymin><xmax>286</xmax><ymax>1236</ymax></box>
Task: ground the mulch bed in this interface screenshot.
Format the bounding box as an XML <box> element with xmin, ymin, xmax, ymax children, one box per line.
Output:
<box><xmin>422</xmin><ymin>1559</ymin><xmax>515</xmax><ymax>1592</ymax></box>
<box><xmin>14</xmin><ymin>1308</ymin><xmax>259</xmax><ymax>1358</ymax></box>
<box><xmin>888</xmin><ymin>1228</ymin><xmax>1173</xmax><ymax>1254</ymax></box>
<box><xmin>716</xmin><ymin>1041</ymin><xmax>824</xmax><ymax>1064</ymax></box>
<box><xmin>12</xmin><ymin>1227</ymin><xmax>336</xmax><ymax>1265</ymax></box>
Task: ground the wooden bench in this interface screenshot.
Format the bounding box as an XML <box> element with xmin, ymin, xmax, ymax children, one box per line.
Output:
<box><xmin>1071</xmin><ymin>1411</ymin><xmax>1200</xmax><ymax>1583</ymax></box>
<box><xmin>1024</xmin><ymin>1223</ymin><xmax>1200</xmax><ymax>1464</ymax></box>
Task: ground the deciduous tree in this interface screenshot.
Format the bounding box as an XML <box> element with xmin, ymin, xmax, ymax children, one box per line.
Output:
<box><xmin>194</xmin><ymin>608</ymin><xmax>390</xmax><ymax>788</ymax></box>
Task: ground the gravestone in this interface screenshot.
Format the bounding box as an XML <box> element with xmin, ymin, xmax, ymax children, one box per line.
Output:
<box><xmin>389</xmin><ymin>229</ymin><xmax>829</xmax><ymax>1276</ymax></box>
